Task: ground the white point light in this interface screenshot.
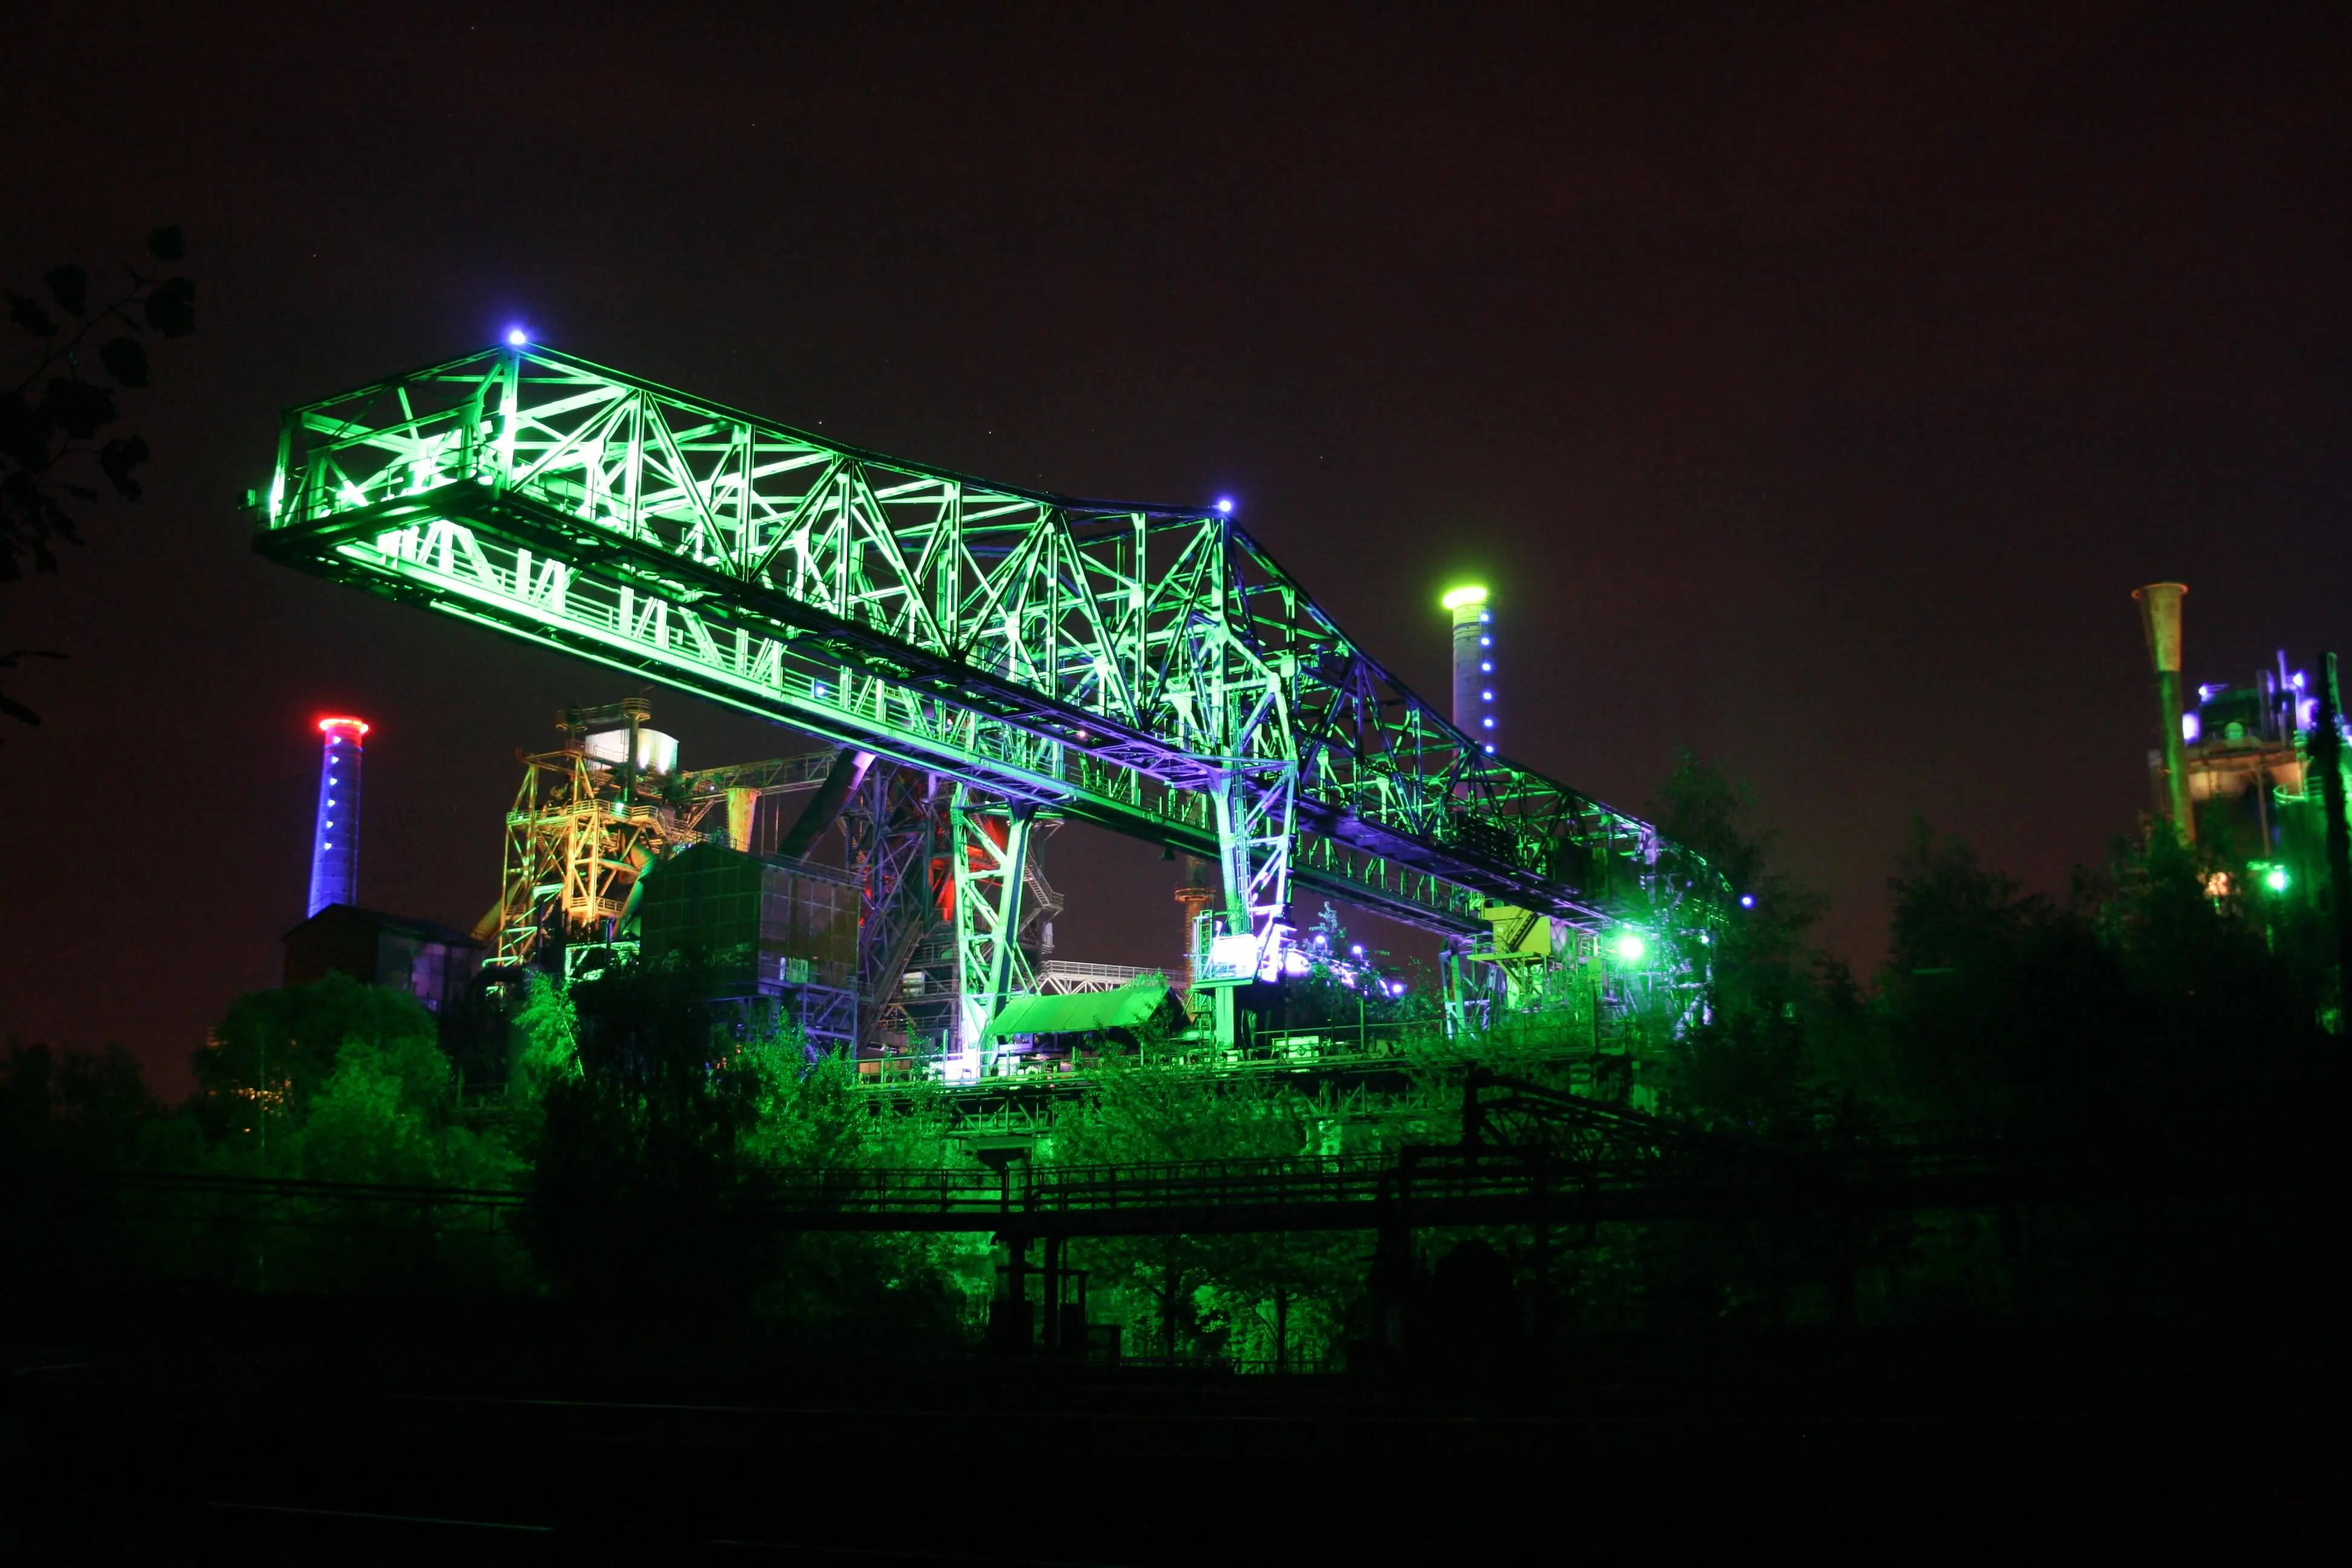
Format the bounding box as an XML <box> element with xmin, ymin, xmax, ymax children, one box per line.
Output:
<box><xmin>507</xmin><ymin>327</ymin><xmax>529</xmax><ymax>347</ymax></box>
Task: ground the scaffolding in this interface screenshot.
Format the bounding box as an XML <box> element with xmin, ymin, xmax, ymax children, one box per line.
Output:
<box><xmin>482</xmin><ymin>701</ymin><xmax>710</xmax><ymax>965</ymax></box>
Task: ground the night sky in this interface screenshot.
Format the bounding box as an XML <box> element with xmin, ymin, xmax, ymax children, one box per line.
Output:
<box><xmin>5</xmin><ymin>3</ymin><xmax>2348</xmax><ymax>1099</ymax></box>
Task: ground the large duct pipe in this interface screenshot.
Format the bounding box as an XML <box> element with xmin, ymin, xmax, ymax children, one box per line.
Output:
<box><xmin>725</xmin><ymin>786</ymin><xmax>759</xmax><ymax>853</ymax></box>
<box><xmin>2134</xmin><ymin>583</ymin><xmax>2194</xmax><ymax>843</ymax></box>
<box><xmin>773</xmin><ymin>746</ymin><xmax>874</xmax><ymax>861</ymax></box>
<box><xmin>307</xmin><ymin>715</ymin><xmax>368</xmax><ymax>915</ymax></box>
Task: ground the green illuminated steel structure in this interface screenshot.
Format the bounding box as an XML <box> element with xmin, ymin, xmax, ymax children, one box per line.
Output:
<box><xmin>252</xmin><ymin>343</ymin><xmax>1723</xmax><ymax>1044</ymax></box>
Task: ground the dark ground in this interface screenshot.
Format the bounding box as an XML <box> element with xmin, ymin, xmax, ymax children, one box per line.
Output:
<box><xmin>5</xmin><ymin>1295</ymin><xmax>2339</xmax><ymax>1563</ymax></box>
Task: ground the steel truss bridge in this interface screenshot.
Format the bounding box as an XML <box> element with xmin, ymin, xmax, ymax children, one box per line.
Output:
<box><xmin>95</xmin><ymin>1116</ymin><xmax>2140</xmax><ymax>1245</ymax></box>
<box><xmin>88</xmin><ymin>1076</ymin><xmax>2236</xmax><ymax>1351</ymax></box>
<box><xmin>253</xmin><ymin>342</ymin><xmax>1725</xmax><ymax>1045</ymax></box>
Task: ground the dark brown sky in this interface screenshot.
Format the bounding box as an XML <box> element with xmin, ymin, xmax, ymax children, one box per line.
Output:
<box><xmin>5</xmin><ymin>2</ymin><xmax>2349</xmax><ymax>1097</ymax></box>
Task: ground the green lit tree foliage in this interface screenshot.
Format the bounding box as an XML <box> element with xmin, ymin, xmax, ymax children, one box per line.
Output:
<box><xmin>194</xmin><ymin>975</ymin><xmax>506</xmax><ymax>1180</ymax></box>
<box><xmin>267</xmin><ymin>1033</ymin><xmax>517</xmax><ymax>1189</ymax></box>
<box><xmin>519</xmin><ymin>955</ymin><xmax>980</xmax><ymax>1333</ymax></box>
<box><xmin>1045</xmin><ymin>1063</ymin><xmax>1367</xmax><ymax>1364</ymax></box>
<box><xmin>195</xmin><ymin>972</ymin><xmax>446</xmax><ymax>1137</ymax></box>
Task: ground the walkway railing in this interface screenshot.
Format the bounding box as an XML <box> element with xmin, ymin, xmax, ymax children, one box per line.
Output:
<box><xmin>73</xmin><ymin>1132</ymin><xmax>2112</xmax><ymax>1246</ymax></box>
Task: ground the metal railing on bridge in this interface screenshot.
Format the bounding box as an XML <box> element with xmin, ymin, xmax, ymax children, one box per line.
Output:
<box><xmin>73</xmin><ymin>1131</ymin><xmax>2086</xmax><ymax>1249</ymax></box>
<box><xmin>851</xmin><ymin>1005</ymin><xmax>1616</xmax><ymax>1087</ymax></box>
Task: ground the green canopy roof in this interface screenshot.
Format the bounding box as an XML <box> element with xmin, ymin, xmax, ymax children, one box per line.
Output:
<box><xmin>985</xmin><ymin>973</ymin><xmax>1172</xmax><ymax>1040</ymax></box>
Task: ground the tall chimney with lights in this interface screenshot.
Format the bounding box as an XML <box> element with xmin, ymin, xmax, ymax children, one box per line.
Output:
<box><xmin>1443</xmin><ymin>584</ymin><xmax>1496</xmax><ymax>752</ymax></box>
<box><xmin>2134</xmin><ymin>583</ymin><xmax>2194</xmax><ymax>843</ymax></box>
<box><xmin>309</xmin><ymin>716</ymin><xmax>368</xmax><ymax>915</ymax></box>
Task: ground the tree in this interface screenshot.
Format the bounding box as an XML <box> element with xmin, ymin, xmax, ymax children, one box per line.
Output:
<box><xmin>279</xmin><ymin>1032</ymin><xmax>517</xmax><ymax>1188</ymax></box>
<box><xmin>195</xmin><ymin>972</ymin><xmax>443</xmax><ymax>1137</ymax></box>
<box><xmin>2</xmin><ymin>226</ymin><xmax>194</xmax><ymax>731</ymax></box>
<box><xmin>512</xmin><ymin>955</ymin><xmax>981</xmax><ymax>1333</ymax></box>
<box><xmin>1648</xmin><ymin>750</ymin><xmax>1828</xmax><ymax>1004</ymax></box>
<box><xmin>1045</xmin><ymin>1063</ymin><xmax>1367</xmax><ymax>1364</ymax></box>
<box><xmin>0</xmin><ymin>1040</ymin><xmax>160</xmax><ymax>1178</ymax></box>
<box><xmin>0</xmin><ymin>1042</ymin><xmax>183</xmax><ymax>1295</ymax></box>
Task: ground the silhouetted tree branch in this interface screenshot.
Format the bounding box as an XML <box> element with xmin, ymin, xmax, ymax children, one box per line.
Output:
<box><xmin>1</xmin><ymin>225</ymin><xmax>194</xmax><ymax>732</ymax></box>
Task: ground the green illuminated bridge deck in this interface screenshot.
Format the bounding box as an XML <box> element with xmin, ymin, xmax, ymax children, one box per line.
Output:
<box><xmin>254</xmin><ymin>344</ymin><xmax>1724</xmax><ymax>935</ymax></box>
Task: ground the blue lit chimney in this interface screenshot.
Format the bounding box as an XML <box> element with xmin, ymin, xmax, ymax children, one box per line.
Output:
<box><xmin>309</xmin><ymin>716</ymin><xmax>368</xmax><ymax>916</ymax></box>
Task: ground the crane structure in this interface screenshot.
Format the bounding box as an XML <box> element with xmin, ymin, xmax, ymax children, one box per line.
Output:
<box><xmin>252</xmin><ymin>342</ymin><xmax>1724</xmax><ymax>1047</ymax></box>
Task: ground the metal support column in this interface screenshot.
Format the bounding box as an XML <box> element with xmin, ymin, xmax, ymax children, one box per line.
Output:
<box><xmin>953</xmin><ymin>789</ymin><xmax>1034</xmax><ymax>1070</ymax></box>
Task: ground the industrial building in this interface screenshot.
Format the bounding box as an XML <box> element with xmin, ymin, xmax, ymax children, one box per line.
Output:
<box><xmin>635</xmin><ymin>842</ymin><xmax>862</xmax><ymax>1053</ymax></box>
<box><xmin>281</xmin><ymin>904</ymin><xmax>483</xmax><ymax>1016</ymax></box>
<box><xmin>2135</xmin><ymin>581</ymin><xmax>2348</xmax><ymax>912</ymax></box>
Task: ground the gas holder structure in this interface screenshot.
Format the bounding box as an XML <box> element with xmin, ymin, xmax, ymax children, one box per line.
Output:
<box><xmin>247</xmin><ymin>341</ymin><xmax>1729</xmax><ymax>1055</ymax></box>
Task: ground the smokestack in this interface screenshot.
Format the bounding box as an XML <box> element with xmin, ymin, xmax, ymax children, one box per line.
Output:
<box><xmin>1442</xmin><ymin>584</ymin><xmax>1496</xmax><ymax>753</ymax></box>
<box><xmin>1175</xmin><ymin>854</ymin><xmax>1214</xmax><ymax>981</ymax></box>
<box><xmin>309</xmin><ymin>716</ymin><xmax>368</xmax><ymax>915</ymax></box>
<box><xmin>2133</xmin><ymin>583</ymin><xmax>2194</xmax><ymax>842</ymax></box>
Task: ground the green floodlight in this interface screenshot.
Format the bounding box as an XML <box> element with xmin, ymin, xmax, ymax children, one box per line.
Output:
<box><xmin>2264</xmin><ymin>865</ymin><xmax>2291</xmax><ymax>893</ymax></box>
<box><xmin>1440</xmin><ymin>584</ymin><xmax>1489</xmax><ymax>613</ymax></box>
<box><xmin>1612</xmin><ymin>929</ymin><xmax>1648</xmax><ymax>962</ymax></box>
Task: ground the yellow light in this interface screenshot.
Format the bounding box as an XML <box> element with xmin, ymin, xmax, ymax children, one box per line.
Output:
<box><xmin>1441</xmin><ymin>584</ymin><xmax>1489</xmax><ymax>612</ymax></box>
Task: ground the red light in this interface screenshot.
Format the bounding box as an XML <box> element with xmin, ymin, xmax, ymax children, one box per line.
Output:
<box><xmin>317</xmin><ymin>716</ymin><xmax>371</xmax><ymax>737</ymax></box>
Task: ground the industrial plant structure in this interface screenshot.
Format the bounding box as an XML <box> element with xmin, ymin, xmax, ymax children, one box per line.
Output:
<box><xmin>252</xmin><ymin>341</ymin><xmax>1730</xmax><ymax>1090</ymax></box>
<box><xmin>2133</xmin><ymin>581</ymin><xmax>2352</xmax><ymax>932</ymax></box>
<box><xmin>283</xmin><ymin>712</ymin><xmax>488</xmax><ymax>1017</ymax></box>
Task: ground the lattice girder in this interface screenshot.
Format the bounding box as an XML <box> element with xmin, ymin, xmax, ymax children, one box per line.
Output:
<box><xmin>257</xmin><ymin>345</ymin><xmax>1725</xmax><ymax>942</ymax></box>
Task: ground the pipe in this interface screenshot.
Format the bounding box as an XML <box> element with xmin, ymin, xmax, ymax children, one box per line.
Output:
<box><xmin>2134</xmin><ymin>583</ymin><xmax>2194</xmax><ymax>843</ymax></box>
<box><xmin>773</xmin><ymin>746</ymin><xmax>874</xmax><ymax>861</ymax></box>
<box><xmin>725</xmin><ymin>786</ymin><xmax>759</xmax><ymax>853</ymax></box>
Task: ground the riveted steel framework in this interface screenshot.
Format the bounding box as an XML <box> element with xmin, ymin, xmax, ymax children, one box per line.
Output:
<box><xmin>489</xmin><ymin>743</ymin><xmax>702</xmax><ymax>962</ymax></box>
<box><xmin>950</xmin><ymin>791</ymin><xmax>1034</xmax><ymax>1062</ymax></box>
<box><xmin>255</xmin><ymin>345</ymin><xmax>1724</xmax><ymax>1025</ymax></box>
